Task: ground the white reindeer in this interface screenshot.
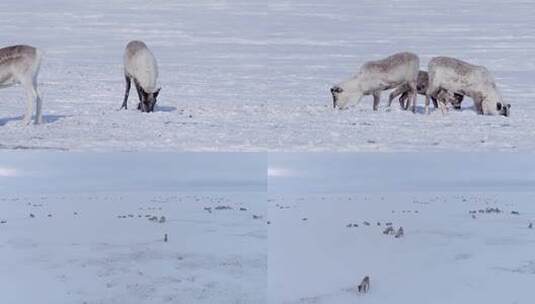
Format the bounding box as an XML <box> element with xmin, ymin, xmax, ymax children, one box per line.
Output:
<box><xmin>0</xmin><ymin>45</ymin><xmax>43</xmax><ymax>125</ymax></box>
<box><xmin>425</xmin><ymin>57</ymin><xmax>510</xmax><ymax>116</ymax></box>
<box><xmin>121</xmin><ymin>41</ymin><xmax>160</xmax><ymax>112</ymax></box>
<box><xmin>331</xmin><ymin>52</ymin><xmax>419</xmax><ymax>112</ymax></box>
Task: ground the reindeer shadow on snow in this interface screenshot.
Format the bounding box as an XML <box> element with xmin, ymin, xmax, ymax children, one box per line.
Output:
<box><xmin>0</xmin><ymin>114</ymin><xmax>68</xmax><ymax>126</ymax></box>
<box><xmin>154</xmin><ymin>105</ymin><xmax>176</xmax><ymax>112</ymax></box>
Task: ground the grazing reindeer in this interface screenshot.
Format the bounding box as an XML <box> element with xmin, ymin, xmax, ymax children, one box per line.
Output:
<box><xmin>383</xmin><ymin>226</ymin><xmax>395</xmax><ymax>235</ymax></box>
<box><xmin>395</xmin><ymin>226</ymin><xmax>404</xmax><ymax>238</ymax></box>
<box><xmin>358</xmin><ymin>276</ymin><xmax>370</xmax><ymax>293</ymax></box>
<box><xmin>121</xmin><ymin>41</ymin><xmax>160</xmax><ymax>112</ymax></box>
<box><xmin>389</xmin><ymin>70</ymin><xmax>464</xmax><ymax>110</ymax></box>
<box><xmin>331</xmin><ymin>52</ymin><xmax>419</xmax><ymax>112</ymax></box>
<box><xmin>0</xmin><ymin>45</ymin><xmax>43</xmax><ymax>125</ymax></box>
<box><xmin>426</xmin><ymin>57</ymin><xmax>510</xmax><ymax>116</ymax></box>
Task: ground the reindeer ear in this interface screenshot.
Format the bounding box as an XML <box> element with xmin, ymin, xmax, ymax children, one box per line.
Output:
<box><xmin>507</xmin><ymin>104</ymin><xmax>511</xmax><ymax>109</ymax></box>
<box><xmin>496</xmin><ymin>103</ymin><xmax>502</xmax><ymax>110</ymax></box>
<box><xmin>154</xmin><ymin>88</ymin><xmax>161</xmax><ymax>98</ymax></box>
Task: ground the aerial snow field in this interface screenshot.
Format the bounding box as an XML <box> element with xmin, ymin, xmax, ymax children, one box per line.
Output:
<box><xmin>2</xmin><ymin>0</ymin><xmax>535</xmax><ymax>151</ymax></box>
<box><xmin>268</xmin><ymin>193</ymin><xmax>535</xmax><ymax>304</ymax></box>
<box><xmin>0</xmin><ymin>192</ymin><xmax>267</xmax><ymax>304</ymax></box>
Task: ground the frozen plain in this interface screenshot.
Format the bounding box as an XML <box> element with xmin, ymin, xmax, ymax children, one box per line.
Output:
<box><xmin>0</xmin><ymin>153</ymin><xmax>267</xmax><ymax>303</ymax></box>
<box><xmin>268</xmin><ymin>192</ymin><xmax>535</xmax><ymax>304</ymax></box>
<box><xmin>1</xmin><ymin>0</ymin><xmax>535</xmax><ymax>151</ymax></box>
<box><xmin>268</xmin><ymin>153</ymin><xmax>535</xmax><ymax>303</ymax></box>
<box><xmin>0</xmin><ymin>192</ymin><xmax>267</xmax><ymax>304</ymax></box>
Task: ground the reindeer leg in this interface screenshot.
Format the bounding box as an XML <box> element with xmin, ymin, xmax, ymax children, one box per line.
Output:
<box><xmin>474</xmin><ymin>97</ymin><xmax>484</xmax><ymax>115</ymax></box>
<box><xmin>372</xmin><ymin>91</ymin><xmax>381</xmax><ymax>111</ymax></box>
<box><xmin>134</xmin><ymin>81</ymin><xmax>144</xmax><ymax>111</ymax></box>
<box><xmin>400</xmin><ymin>92</ymin><xmax>409</xmax><ymax>110</ymax></box>
<box><xmin>431</xmin><ymin>96</ymin><xmax>438</xmax><ymax>109</ymax></box>
<box><xmin>388</xmin><ymin>86</ymin><xmax>403</xmax><ymax>108</ymax></box>
<box><xmin>120</xmin><ymin>76</ymin><xmax>131</xmax><ymax>110</ymax></box>
<box><xmin>21</xmin><ymin>81</ymin><xmax>34</xmax><ymax>125</ymax></box>
<box><xmin>438</xmin><ymin>93</ymin><xmax>449</xmax><ymax>115</ymax></box>
<box><xmin>33</xmin><ymin>78</ymin><xmax>43</xmax><ymax>125</ymax></box>
<box><xmin>425</xmin><ymin>87</ymin><xmax>439</xmax><ymax>115</ymax></box>
<box><xmin>410</xmin><ymin>81</ymin><xmax>417</xmax><ymax>113</ymax></box>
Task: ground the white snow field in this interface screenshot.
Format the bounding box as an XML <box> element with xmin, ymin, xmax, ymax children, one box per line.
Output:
<box><xmin>0</xmin><ymin>153</ymin><xmax>267</xmax><ymax>303</ymax></box>
<box><xmin>1</xmin><ymin>0</ymin><xmax>535</xmax><ymax>151</ymax></box>
<box><xmin>0</xmin><ymin>192</ymin><xmax>267</xmax><ymax>304</ymax></box>
<box><xmin>267</xmin><ymin>153</ymin><xmax>535</xmax><ymax>303</ymax></box>
<box><xmin>268</xmin><ymin>192</ymin><xmax>535</xmax><ymax>304</ymax></box>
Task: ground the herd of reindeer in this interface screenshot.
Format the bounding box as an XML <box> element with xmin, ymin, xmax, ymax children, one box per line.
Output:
<box><xmin>0</xmin><ymin>42</ymin><xmax>510</xmax><ymax>126</ymax></box>
<box><xmin>330</xmin><ymin>52</ymin><xmax>511</xmax><ymax>117</ymax></box>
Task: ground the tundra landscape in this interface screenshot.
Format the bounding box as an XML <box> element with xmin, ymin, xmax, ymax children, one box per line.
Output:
<box><xmin>268</xmin><ymin>192</ymin><xmax>535</xmax><ymax>304</ymax></box>
<box><xmin>268</xmin><ymin>153</ymin><xmax>535</xmax><ymax>304</ymax></box>
<box><xmin>0</xmin><ymin>192</ymin><xmax>267</xmax><ymax>304</ymax></box>
<box><xmin>0</xmin><ymin>153</ymin><xmax>267</xmax><ymax>304</ymax></box>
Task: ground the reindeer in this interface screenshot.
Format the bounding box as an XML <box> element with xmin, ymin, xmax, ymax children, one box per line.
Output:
<box><xmin>426</xmin><ymin>57</ymin><xmax>510</xmax><ymax>116</ymax></box>
<box><xmin>395</xmin><ymin>226</ymin><xmax>404</xmax><ymax>238</ymax></box>
<box><xmin>121</xmin><ymin>41</ymin><xmax>160</xmax><ymax>112</ymax></box>
<box><xmin>358</xmin><ymin>276</ymin><xmax>370</xmax><ymax>293</ymax></box>
<box><xmin>0</xmin><ymin>45</ymin><xmax>43</xmax><ymax>125</ymax></box>
<box><xmin>331</xmin><ymin>52</ymin><xmax>419</xmax><ymax>112</ymax></box>
<box><xmin>389</xmin><ymin>70</ymin><xmax>465</xmax><ymax>110</ymax></box>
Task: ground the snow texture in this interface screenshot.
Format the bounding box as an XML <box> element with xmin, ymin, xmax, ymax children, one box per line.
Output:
<box><xmin>268</xmin><ymin>153</ymin><xmax>535</xmax><ymax>303</ymax></box>
<box><xmin>0</xmin><ymin>192</ymin><xmax>267</xmax><ymax>304</ymax></box>
<box><xmin>268</xmin><ymin>192</ymin><xmax>535</xmax><ymax>304</ymax></box>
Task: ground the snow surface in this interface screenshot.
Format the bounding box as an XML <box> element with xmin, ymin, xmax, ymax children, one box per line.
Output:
<box><xmin>268</xmin><ymin>192</ymin><xmax>535</xmax><ymax>304</ymax></box>
<box><xmin>0</xmin><ymin>153</ymin><xmax>267</xmax><ymax>303</ymax></box>
<box><xmin>1</xmin><ymin>0</ymin><xmax>535</xmax><ymax>151</ymax></box>
<box><xmin>268</xmin><ymin>153</ymin><xmax>535</xmax><ymax>303</ymax></box>
<box><xmin>0</xmin><ymin>192</ymin><xmax>267</xmax><ymax>304</ymax></box>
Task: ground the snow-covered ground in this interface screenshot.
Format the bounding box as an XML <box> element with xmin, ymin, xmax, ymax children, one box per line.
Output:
<box><xmin>268</xmin><ymin>153</ymin><xmax>535</xmax><ymax>303</ymax></box>
<box><xmin>2</xmin><ymin>0</ymin><xmax>535</xmax><ymax>151</ymax></box>
<box><xmin>0</xmin><ymin>192</ymin><xmax>267</xmax><ymax>304</ymax></box>
<box><xmin>0</xmin><ymin>153</ymin><xmax>267</xmax><ymax>303</ymax></box>
<box><xmin>268</xmin><ymin>192</ymin><xmax>535</xmax><ymax>304</ymax></box>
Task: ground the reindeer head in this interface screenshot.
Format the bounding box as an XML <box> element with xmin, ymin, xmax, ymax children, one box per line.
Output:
<box><xmin>138</xmin><ymin>88</ymin><xmax>161</xmax><ymax>112</ymax></box>
<box><xmin>451</xmin><ymin>93</ymin><xmax>464</xmax><ymax>110</ymax></box>
<box><xmin>330</xmin><ymin>86</ymin><xmax>343</xmax><ymax>108</ymax></box>
<box><xmin>330</xmin><ymin>85</ymin><xmax>355</xmax><ymax>109</ymax></box>
<box><xmin>497</xmin><ymin>102</ymin><xmax>511</xmax><ymax>117</ymax></box>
